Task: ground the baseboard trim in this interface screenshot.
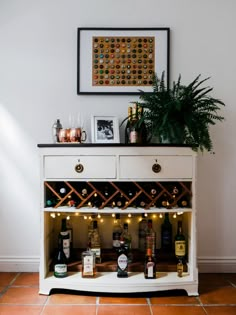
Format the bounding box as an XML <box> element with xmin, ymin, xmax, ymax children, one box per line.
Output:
<box><xmin>0</xmin><ymin>256</ymin><xmax>235</xmax><ymax>273</ymax></box>
<box><xmin>0</xmin><ymin>256</ymin><xmax>40</xmax><ymax>272</ymax></box>
<box><xmin>198</xmin><ymin>256</ymin><xmax>236</xmax><ymax>273</ymax></box>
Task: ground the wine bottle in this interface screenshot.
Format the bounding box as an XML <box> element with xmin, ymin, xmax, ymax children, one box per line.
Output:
<box><xmin>54</xmin><ymin>234</ymin><xmax>67</xmax><ymax>278</ymax></box>
<box><xmin>137</xmin><ymin>105</ymin><xmax>147</xmax><ymax>144</ymax></box>
<box><xmin>90</xmin><ymin>220</ymin><xmax>102</xmax><ymax>263</ymax></box>
<box><xmin>144</xmin><ymin>248</ymin><xmax>156</xmax><ymax>279</ymax></box>
<box><xmin>129</xmin><ymin>103</ymin><xmax>139</xmax><ymax>143</ymax></box>
<box><xmin>60</xmin><ymin>218</ymin><xmax>70</xmax><ymax>261</ymax></box>
<box><xmin>117</xmin><ymin>238</ymin><xmax>128</xmax><ymax>278</ymax></box>
<box><xmin>116</xmin><ymin>194</ymin><xmax>125</xmax><ymax>208</ymax></box>
<box><xmin>125</xmin><ymin>106</ymin><xmax>133</xmax><ymax>144</ymax></box>
<box><xmin>161</xmin><ymin>213</ymin><xmax>172</xmax><ymax>251</ymax></box>
<box><xmin>138</xmin><ymin>214</ymin><xmax>148</xmax><ymax>252</ymax></box>
<box><xmin>112</xmin><ymin>214</ymin><xmax>122</xmax><ymax>249</ymax></box>
<box><xmin>146</xmin><ymin>219</ymin><xmax>156</xmax><ymax>257</ymax></box>
<box><xmin>175</xmin><ymin>221</ymin><xmax>186</xmax><ymax>260</ymax></box>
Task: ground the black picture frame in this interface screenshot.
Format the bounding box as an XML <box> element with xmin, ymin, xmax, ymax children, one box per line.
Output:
<box><xmin>77</xmin><ymin>27</ymin><xmax>170</xmax><ymax>95</ymax></box>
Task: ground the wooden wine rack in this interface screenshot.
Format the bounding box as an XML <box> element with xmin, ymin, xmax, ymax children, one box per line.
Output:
<box><xmin>44</xmin><ymin>181</ymin><xmax>192</xmax><ymax>210</ymax></box>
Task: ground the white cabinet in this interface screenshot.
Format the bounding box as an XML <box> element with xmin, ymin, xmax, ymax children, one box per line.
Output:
<box><xmin>38</xmin><ymin>144</ymin><xmax>198</xmax><ymax>296</ymax></box>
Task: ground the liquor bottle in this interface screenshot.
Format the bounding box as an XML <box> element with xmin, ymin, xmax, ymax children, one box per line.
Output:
<box><xmin>125</xmin><ymin>106</ymin><xmax>133</xmax><ymax>143</ymax></box>
<box><xmin>52</xmin><ymin>119</ymin><xmax>62</xmax><ymax>143</ymax></box>
<box><xmin>144</xmin><ymin>248</ymin><xmax>156</xmax><ymax>279</ymax></box>
<box><xmin>60</xmin><ymin>218</ymin><xmax>70</xmax><ymax>261</ymax></box>
<box><xmin>90</xmin><ymin>220</ymin><xmax>102</xmax><ymax>263</ymax></box>
<box><xmin>92</xmin><ymin>192</ymin><xmax>102</xmax><ymax>208</ymax></box>
<box><xmin>146</xmin><ymin>219</ymin><xmax>156</xmax><ymax>257</ymax></box>
<box><xmin>81</xmin><ymin>249</ymin><xmax>96</xmax><ymax>278</ymax></box>
<box><xmin>138</xmin><ymin>214</ymin><xmax>148</xmax><ymax>252</ymax></box>
<box><xmin>177</xmin><ymin>258</ymin><xmax>184</xmax><ymax>277</ymax></box>
<box><xmin>117</xmin><ymin>238</ymin><xmax>128</xmax><ymax>278</ymax></box>
<box><xmin>66</xmin><ymin>219</ymin><xmax>73</xmax><ymax>255</ymax></box>
<box><xmin>175</xmin><ymin>221</ymin><xmax>186</xmax><ymax>260</ymax></box>
<box><xmin>112</xmin><ymin>214</ymin><xmax>122</xmax><ymax>249</ymax></box>
<box><xmin>54</xmin><ymin>234</ymin><xmax>68</xmax><ymax>278</ymax></box>
<box><xmin>129</xmin><ymin>103</ymin><xmax>139</xmax><ymax>143</ymax></box>
<box><xmin>150</xmin><ymin>188</ymin><xmax>157</xmax><ymax>198</ymax></box>
<box><xmin>81</xmin><ymin>188</ymin><xmax>88</xmax><ymax>197</ymax></box>
<box><xmin>161</xmin><ymin>213</ymin><xmax>172</xmax><ymax>251</ymax></box>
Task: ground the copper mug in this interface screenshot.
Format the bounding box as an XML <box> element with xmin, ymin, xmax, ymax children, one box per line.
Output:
<box><xmin>69</xmin><ymin>128</ymin><xmax>87</xmax><ymax>143</ymax></box>
<box><xmin>58</xmin><ymin>129</ymin><xmax>68</xmax><ymax>142</ymax></box>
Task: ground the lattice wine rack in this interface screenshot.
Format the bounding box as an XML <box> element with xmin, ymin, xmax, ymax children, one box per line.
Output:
<box><xmin>44</xmin><ymin>181</ymin><xmax>192</xmax><ymax>210</ymax></box>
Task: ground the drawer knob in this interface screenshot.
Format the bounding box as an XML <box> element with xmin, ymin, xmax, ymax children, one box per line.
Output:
<box><xmin>75</xmin><ymin>163</ymin><xmax>84</xmax><ymax>173</ymax></box>
<box><xmin>152</xmin><ymin>163</ymin><xmax>161</xmax><ymax>173</ymax></box>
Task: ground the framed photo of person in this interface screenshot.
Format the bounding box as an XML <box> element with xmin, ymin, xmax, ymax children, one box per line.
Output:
<box><xmin>91</xmin><ymin>116</ymin><xmax>120</xmax><ymax>143</ymax></box>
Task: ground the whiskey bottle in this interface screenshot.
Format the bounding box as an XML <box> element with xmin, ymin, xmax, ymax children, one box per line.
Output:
<box><xmin>175</xmin><ymin>221</ymin><xmax>186</xmax><ymax>260</ymax></box>
<box><xmin>138</xmin><ymin>214</ymin><xmax>148</xmax><ymax>252</ymax></box>
<box><xmin>144</xmin><ymin>248</ymin><xmax>156</xmax><ymax>279</ymax></box>
<box><xmin>81</xmin><ymin>249</ymin><xmax>96</xmax><ymax>278</ymax></box>
<box><xmin>125</xmin><ymin>106</ymin><xmax>133</xmax><ymax>143</ymax></box>
<box><xmin>117</xmin><ymin>239</ymin><xmax>128</xmax><ymax>278</ymax></box>
<box><xmin>54</xmin><ymin>234</ymin><xmax>67</xmax><ymax>278</ymax></box>
<box><xmin>112</xmin><ymin>214</ymin><xmax>122</xmax><ymax>249</ymax></box>
<box><xmin>177</xmin><ymin>258</ymin><xmax>184</xmax><ymax>277</ymax></box>
<box><xmin>161</xmin><ymin>213</ymin><xmax>172</xmax><ymax>251</ymax></box>
<box><xmin>90</xmin><ymin>220</ymin><xmax>102</xmax><ymax>263</ymax></box>
<box><xmin>60</xmin><ymin>218</ymin><xmax>70</xmax><ymax>261</ymax></box>
<box><xmin>146</xmin><ymin>219</ymin><xmax>156</xmax><ymax>257</ymax></box>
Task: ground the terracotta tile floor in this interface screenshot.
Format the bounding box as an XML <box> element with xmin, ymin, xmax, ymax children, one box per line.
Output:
<box><xmin>0</xmin><ymin>272</ymin><xmax>235</xmax><ymax>315</ymax></box>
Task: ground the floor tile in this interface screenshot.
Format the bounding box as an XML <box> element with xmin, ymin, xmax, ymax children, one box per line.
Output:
<box><xmin>0</xmin><ymin>305</ymin><xmax>43</xmax><ymax>315</ymax></box>
<box><xmin>47</xmin><ymin>293</ymin><xmax>96</xmax><ymax>304</ymax></box>
<box><xmin>150</xmin><ymin>295</ymin><xmax>199</xmax><ymax>305</ymax></box>
<box><xmin>199</xmin><ymin>273</ymin><xmax>230</xmax><ymax>287</ymax></box>
<box><xmin>97</xmin><ymin>305</ymin><xmax>151</xmax><ymax>315</ymax></box>
<box><xmin>204</xmin><ymin>306</ymin><xmax>236</xmax><ymax>315</ymax></box>
<box><xmin>42</xmin><ymin>305</ymin><xmax>96</xmax><ymax>315</ymax></box>
<box><xmin>0</xmin><ymin>273</ymin><xmax>18</xmax><ymax>286</ymax></box>
<box><xmin>12</xmin><ymin>272</ymin><xmax>39</xmax><ymax>286</ymax></box>
<box><xmin>99</xmin><ymin>296</ymin><xmax>148</xmax><ymax>304</ymax></box>
<box><xmin>224</xmin><ymin>273</ymin><xmax>236</xmax><ymax>286</ymax></box>
<box><xmin>199</xmin><ymin>286</ymin><xmax>236</xmax><ymax>304</ymax></box>
<box><xmin>151</xmin><ymin>305</ymin><xmax>206</xmax><ymax>315</ymax></box>
<box><xmin>0</xmin><ymin>286</ymin><xmax>5</xmax><ymax>294</ymax></box>
<box><xmin>0</xmin><ymin>287</ymin><xmax>47</xmax><ymax>305</ymax></box>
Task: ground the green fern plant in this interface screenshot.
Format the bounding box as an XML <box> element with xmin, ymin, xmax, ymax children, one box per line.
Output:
<box><xmin>135</xmin><ymin>72</ymin><xmax>225</xmax><ymax>152</ymax></box>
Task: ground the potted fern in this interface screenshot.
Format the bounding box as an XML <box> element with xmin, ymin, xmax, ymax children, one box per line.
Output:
<box><xmin>134</xmin><ymin>72</ymin><xmax>225</xmax><ymax>152</ymax></box>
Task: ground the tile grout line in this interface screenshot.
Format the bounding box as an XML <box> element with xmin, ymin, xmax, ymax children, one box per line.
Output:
<box><xmin>146</xmin><ymin>297</ymin><xmax>154</xmax><ymax>315</ymax></box>
<box><xmin>0</xmin><ymin>272</ymin><xmax>21</xmax><ymax>298</ymax></box>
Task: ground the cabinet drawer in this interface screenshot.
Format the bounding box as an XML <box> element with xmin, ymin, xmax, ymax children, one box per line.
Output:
<box><xmin>44</xmin><ymin>155</ymin><xmax>116</xmax><ymax>179</ymax></box>
<box><xmin>119</xmin><ymin>155</ymin><xmax>193</xmax><ymax>179</ymax></box>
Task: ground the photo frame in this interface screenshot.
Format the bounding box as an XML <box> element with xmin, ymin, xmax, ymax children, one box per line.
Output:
<box><xmin>77</xmin><ymin>27</ymin><xmax>170</xmax><ymax>95</ymax></box>
<box><xmin>91</xmin><ymin>116</ymin><xmax>120</xmax><ymax>143</ymax></box>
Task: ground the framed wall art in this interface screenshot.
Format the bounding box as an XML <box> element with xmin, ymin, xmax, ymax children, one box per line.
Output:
<box><xmin>91</xmin><ymin>115</ymin><xmax>120</xmax><ymax>143</ymax></box>
<box><xmin>77</xmin><ymin>27</ymin><xmax>170</xmax><ymax>95</ymax></box>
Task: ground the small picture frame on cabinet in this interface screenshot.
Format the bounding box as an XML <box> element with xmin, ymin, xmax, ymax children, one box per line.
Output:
<box><xmin>91</xmin><ymin>115</ymin><xmax>120</xmax><ymax>143</ymax></box>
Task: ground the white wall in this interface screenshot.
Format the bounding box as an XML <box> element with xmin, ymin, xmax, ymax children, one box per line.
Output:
<box><xmin>0</xmin><ymin>0</ymin><xmax>235</xmax><ymax>272</ymax></box>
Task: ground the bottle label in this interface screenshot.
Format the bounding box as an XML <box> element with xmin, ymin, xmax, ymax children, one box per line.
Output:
<box><xmin>130</xmin><ymin>131</ymin><xmax>138</xmax><ymax>143</ymax></box>
<box><xmin>62</xmin><ymin>238</ymin><xmax>70</xmax><ymax>259</ymax></box>
<box><xmin>83</xmin><ymin>255</ymin><xmax>94</xmax><ymax>275</ymax></box>
<box><xmin>118</xmin><ymin>254</ymin><xmax>128</xmax><ymax>270</ymax></box>
<box><xmin>147</xmin><ymin>261</ymin><xmax>154</xmax><ymax>278</ymax></box>
<box><xmin>175</xmin><ymin>240</ymin><xmax>186</xmax><ymax>256</ymax></box>
<box><xmin>54</xmin><ymin>264</ymin><xmax>67</xmax><ymax>277</ymax></box>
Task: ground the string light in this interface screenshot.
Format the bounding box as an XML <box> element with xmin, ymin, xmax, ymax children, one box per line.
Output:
<box><xmin>112</xmin><ymin>213</ymin><xmax>115</xmax><ymax>217</ymax></box>
<box><xmin>173</xmin><ymin>213</ymin><xmax>177</xmax><ymax>219</ymax></box>
<box><xmin>66</xmin><ymin>215</ymin><xmax>70</xmax><ymax>220</ymax></box>
<box><xmin>84</xmin><ymin>215</ymin><xmax>87</xmax><ymax>220</ymax></box>
<box><xmin>128</xmin><ymin>213</ymin><xmax>132</xmax><ymax>218</ymax></box>
<box><xmin>97</xmin><ymin>214</ymin><xmax>101</xmax><ymax>219</ymax></box>
<box><xmin>50</xmin><ymin>213</ymin><xmax>56</xmax><ymax>218</ymax></box>
<box><xmin>159</xmin><ymin>213</ymin><xmax>163</xmax><ymax>218</ymax></box>
<box><xmin>57</xmin><ymin>213</ymin><xmax>61</xmax><ymax>216</ymax></box>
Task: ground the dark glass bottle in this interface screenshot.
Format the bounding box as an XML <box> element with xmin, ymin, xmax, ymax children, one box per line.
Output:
<box><xmin>175</xmin><ymin>221</ymin><xmax>186</xmax><ymax>259</ymax></box>
<box><xmin>144</xmin><ymin>248</ymin><xmax>156</xmax><ymax>279</ymax></box>
<box><xmin>54</xmin><ymin>234</ymin><xmax>67</xmax><ymax>278</ymax></box>
<box><xmin>137</xmin><ymin>105</ymin><xmax>147</xmax><ymax>144</ymax></box>
<box><xmin>161</xmin><ymin>213</ymin><xmax>172</xmax><ymax>251</ymax></box>
<box><xmin>60</xmin><ymin>218</ymin><xmax>70</xmax><ymax>261</ymax></box>
<box><xmin>117</xmin><ymin>239</ymin><xmax>128</xmax><ymax>278</ymax></box>
<box><xmin>125</xmin><ymin>106</ymin><xmax>133</xmax><ymax>144</ymax></box>
<box><xmin>129</xmin><ymin>103</ymin><xmax>139</xmax><ymax>143</ymax></box>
